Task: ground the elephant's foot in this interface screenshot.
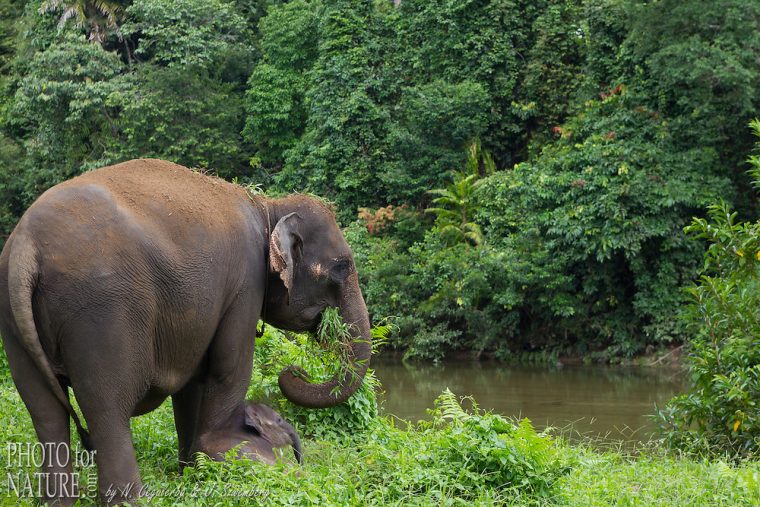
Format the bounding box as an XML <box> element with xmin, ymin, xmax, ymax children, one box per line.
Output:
<box><xmin>80</xmin><ymin>417</ymin><xmax>143</xmax><ymax>506</ymax></box>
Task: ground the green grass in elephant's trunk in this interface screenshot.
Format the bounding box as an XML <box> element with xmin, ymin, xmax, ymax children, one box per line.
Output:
<box><xmin>250</xmin><ymin>313</ymin><xmax>388</xmax><ymax>440</ymax></box>
<box><xmin>311</xmin><ymin>307</ymin><xmax>386</xmax><ymax>397</ymax></box>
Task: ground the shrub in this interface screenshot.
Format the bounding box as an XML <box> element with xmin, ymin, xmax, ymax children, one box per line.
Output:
<box><xmin>477</xmin><ymin>90</ymin><xmax>729</xmax><ymax>358</ymax></box>
<box><xmin>420</xmin><ymin>389</ymin><xmax>571</xmax><ymax>497</ymax></box>
<box><xmin>350</xmin><ymin>91</ymin><xmax>730</xmax><ymax>361</ymax></box>
<box><xmin>657</xmin><ymin>121</ymin><xmax>760</xmax><ymax>457</ymax></box>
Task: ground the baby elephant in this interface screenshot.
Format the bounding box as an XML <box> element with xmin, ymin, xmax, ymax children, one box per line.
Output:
<box><xmin>199</xmin><ymin>402</ymin><xmax>303</xmax><ymax>465</ymax></box>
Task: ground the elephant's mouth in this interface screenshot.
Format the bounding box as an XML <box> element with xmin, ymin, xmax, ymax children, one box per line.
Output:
<box><xmin>307</xmin><ymin>306</ymin><xmax>327</xmax><ymax>334</ymax></box>
<box><xmin>311</xmin><ymin>311</ymin><xmax>323</xmax><ymax>333</ymax></box>
<box><xmin>303</xmin><ymin>305</ymin><xmax>327</xmax><ymax>333</ymax></box>
<box><xmin>284</xmin><ymin>305</ymin><xmax>325</xmax><ymax>334</ymax></box>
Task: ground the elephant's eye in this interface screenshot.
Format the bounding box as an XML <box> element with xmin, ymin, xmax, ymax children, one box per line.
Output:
<box><xmin>329</xmin><ymin>258</ymin><xmax>352</xmax><ymax>283</ymax></box>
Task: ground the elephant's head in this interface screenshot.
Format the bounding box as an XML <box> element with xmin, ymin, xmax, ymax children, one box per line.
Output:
<box><xmin>200</xmin><ymin>403</ymin><xmax>303</xmax><ymax>465</ymax></box>
<box><xmin>244</xmin><ymin>403</ymin><xmax>302</xmax><ymax>464</ymax></box>
<box><xmin>262</xmin><ymin>196</ymin><xmax>371</xmax><ymax>409</ymax></box>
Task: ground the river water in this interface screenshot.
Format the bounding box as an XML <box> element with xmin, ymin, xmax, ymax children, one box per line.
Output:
<box><xmin>372</xmin><ymin>360</ymin><xmax>686</xmax><ymax>443</ymax></box>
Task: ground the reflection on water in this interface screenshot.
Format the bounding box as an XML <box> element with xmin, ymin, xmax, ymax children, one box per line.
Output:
<box><xmin>373</xmin><ymin>359</ymin><xmax>686</xmax><ymax>442</ymax></box>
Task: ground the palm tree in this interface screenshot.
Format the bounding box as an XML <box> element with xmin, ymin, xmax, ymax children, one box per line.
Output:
<box><xmin>425</xmin><ymin>172</ymin><xmax>484</xmax><ymax>246</ymax></box>
<box><xmin>425</xmin><ymin>141</ymin><xmax>495</xmax><ymax>247</ymax></box>
<box><xmin>40</xmin><ymin>0</ymin><xmax>124</xmax><ymax>44</ymax></box>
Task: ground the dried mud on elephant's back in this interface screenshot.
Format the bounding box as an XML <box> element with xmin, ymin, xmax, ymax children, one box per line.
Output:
<box><xmin>59</xmin><ymin>159</ymin><xmax>254</xmax><ymax>226</ymax></box>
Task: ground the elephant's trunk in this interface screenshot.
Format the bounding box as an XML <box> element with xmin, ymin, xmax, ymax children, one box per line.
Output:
<box><xmin>286</xmin><ymin>422</ymin><xmax>303</xmax><ymax>464</ymax></box>
<box><xmin>278</xmin><ymin>272</ymin><xmax>371</xmax><ymax>408</ymax></box>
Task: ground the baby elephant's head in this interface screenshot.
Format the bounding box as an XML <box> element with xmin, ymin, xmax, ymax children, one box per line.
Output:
<box><xmin>244</xmin><ymin>402</ymin><xmax>303</xmax><ymax>464</ymax></box>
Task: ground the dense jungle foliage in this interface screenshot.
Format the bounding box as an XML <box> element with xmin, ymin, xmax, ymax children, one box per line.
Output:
<box><xmin>1</xmin><ymin>0</ymin><xmax>759</xmax><ymax>363</ymax></box>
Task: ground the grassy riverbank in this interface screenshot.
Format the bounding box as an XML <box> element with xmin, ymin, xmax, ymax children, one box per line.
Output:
<box><xmin>109</xmin><ymin>413</ymin><xmax>760</xmax><ymax>506</ymax></box>
<box><xmin>1</xmin><ymin>375</ymin><xmax>758</xmax><ymax>506</ymax></box>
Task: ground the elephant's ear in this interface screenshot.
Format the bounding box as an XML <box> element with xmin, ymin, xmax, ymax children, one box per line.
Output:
<box><xmin>244</xmin><ymin>404</ymin><xmax>267</xmax><ymax>436</ymax></box>
<box><xmin>270</xmin><ymin>212</ymin><xmax>303</xmax><ymax>294</ymax></box>
<box><xmin>245</xmin><ymin>404</ymin><xmax>287</xmax><ymax>445</ymax></box>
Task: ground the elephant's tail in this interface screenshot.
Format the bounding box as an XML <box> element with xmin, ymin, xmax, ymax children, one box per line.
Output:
<box><xmin>7</xmin><ymin>234</ymin><xmax>92</xmax><ymax>451</ymax></box>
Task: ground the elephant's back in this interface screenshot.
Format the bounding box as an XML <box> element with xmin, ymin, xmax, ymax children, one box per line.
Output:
<box><xmin>3</xmin><ymin>160</ymin><xmax>255</xmax><ymax>390</ymax></box>
<box><xmin>61</xmin><ymin>158</ymin><xmax>250</xmax><ymax>223</ymax></box>
<box><xmin>18</xmin><ymin>158</ymin><xmax>257</xmax><ymax>252</ymax></box>
<box><xmin>12</xmin><ymin>158</ymin><xmax>259</xmax><ymax>285</ymax></box>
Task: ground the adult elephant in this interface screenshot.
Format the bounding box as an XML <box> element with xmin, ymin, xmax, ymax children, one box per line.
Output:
<box><xmin>0</xmin><ymin>159</ymin><xmax>371</xmax><ymax>505</ymax></box>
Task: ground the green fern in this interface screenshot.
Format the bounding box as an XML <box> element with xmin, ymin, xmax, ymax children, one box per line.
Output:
<box><xmin>431</xmin><ymin>389</ymin><xmax>483</xmax><ymax>424</ymax></box>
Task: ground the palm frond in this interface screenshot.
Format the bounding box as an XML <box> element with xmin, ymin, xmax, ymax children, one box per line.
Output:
<box><xmin>41</xmin><ymin>0</ymin><xmax>123</xmax><ymax>43</ymax></box>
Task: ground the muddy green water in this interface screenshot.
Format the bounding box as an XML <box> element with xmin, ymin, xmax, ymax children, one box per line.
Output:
<box><xmin>372</xmin><ymin>360</ymin><xmax>686</xmax><ymax>443</ymax></box>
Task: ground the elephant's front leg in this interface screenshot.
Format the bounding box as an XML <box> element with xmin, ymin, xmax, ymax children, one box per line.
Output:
<box><xmin>190</xmin><ymin>303</ymin><xmax>258</xmax><ymax>459</ymax></box>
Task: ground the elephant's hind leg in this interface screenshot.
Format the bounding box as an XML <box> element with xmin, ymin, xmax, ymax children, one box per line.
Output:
<box><xmin>82</xmin><ymin>415</ymin><xmax>142</xmax><ymax>505</ymax></box>
<box><xmin>1</xmin><ymin>330</ymin><xmax>77</xmax><ymax>506</ymax></box>
<box><xmin>62</xmin><ymin>316</ymin><xmax>147</xmax><ymax>505</ymax></box>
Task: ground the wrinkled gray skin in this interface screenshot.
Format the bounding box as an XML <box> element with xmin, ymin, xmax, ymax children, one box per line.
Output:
<box><xmin>0</xmin><ymin>159</ymin><xmax>371</xmax><ymax>505</ymax></box>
